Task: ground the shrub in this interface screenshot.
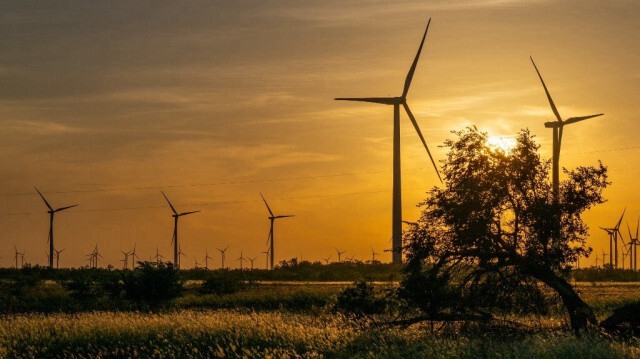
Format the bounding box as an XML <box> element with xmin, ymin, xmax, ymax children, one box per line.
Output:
<box><xmin>334</xmin><ymin>281</ymin><xmax>389</xmax><ymax>317</ymax></box>
<box><xmin>123</xmin><ymin>262</ymin><xmax>183</xmax><ymax>308</ymax></box>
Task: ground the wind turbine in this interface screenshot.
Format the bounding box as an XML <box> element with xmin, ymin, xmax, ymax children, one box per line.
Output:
<box><xmin>153</xmin><ymin>247</ymin><xmax>164</xmax><ymax>265</ymax></box>
<box><xmin>34</xmin><ymin>187</ymin><xmax>78</xmax><ymax>269</ymax></box>
<box><xmin>529</xmin><ymin>57</ymin><xmax>603</xmax><ymax>200</ymax></box>
<box><xmin>217</xmin><ymin>246</ymin><xmax>229</xmax><ymax>269</ymax></box>
<box><xmin>130</xmin><ymin>243</ymin><xmax>138</xmax><ymax>269</ymax></box>
<box><xmin>323</xmin><ymin>256</ymin><xmax>331</xmax><ymax>264</ymax></box>
<box><xmin>236</xmin><ymin>251</ymin><xmax>246</xmax><ymax>270</ymax></box>
<box><xmin>600</xmin><ymin>208</ymin><xmax>625</xmax><ymax>269</ymax></box>
<box><xmin>335</xmin><ymin>248</ymin><xmax>345</xmax><ymax>263</ymax></box>
<box><xmin>371</xmin><ymin>247</ymin><xmax>381</xmax><ymax>262</ymax></box>
<box><xmin>14</xmin><ymin>245</ymin><xmax>23</xmax><ymax>269</ymax></box>
<box><xmin>626</xmin><ymin>218</ymin><xmax>639</xmax><ymax>271</ymax></box>
<box><xmin>602</xmin><ymin>250</ymin><xmax>607</xmax><ymax>269</ymax></box>
<box><xmin>203</xmin><ymin>250</ymin><xmax>213</xmax><ymax>270</ymax></box>
<box><xmin>120</xmin><ymin>250</ymin><xmax>130</xmax><ymax>269</ymax></box>
<box><xmin>161</xmin><ymin>191</ymin><xmax>200</xmax><ymax>268</ymax></box>
<box><xmin>54</xmin><ymin>248</ymin><xmax>65</xmax><ymax>269</ymax></box>
<box><xmin>260</xmin><ymin>193</ymin><xmax>294</xmax><ymax>270</ymax></box>
<box><xmin>248</xmin><ymin>256</ymin><xmax>257</xmax><ymax>270</ymax></box>
<box><xmin>335</xmin><ymin>19</ymin><xmax>441</xmax><ymax>265</ymax></box>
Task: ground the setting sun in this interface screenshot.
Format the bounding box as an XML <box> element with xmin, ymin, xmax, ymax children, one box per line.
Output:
<box><xmin>487</xmin><ymin>136</ymin><xmax>517</xmax><ymax>153</ymax></box>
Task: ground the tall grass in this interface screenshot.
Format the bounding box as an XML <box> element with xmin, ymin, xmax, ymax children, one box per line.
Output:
<box><xmin>1</xmin><ymin>310</ymin><xmax>639</xmax><ymax>358</ymax></box>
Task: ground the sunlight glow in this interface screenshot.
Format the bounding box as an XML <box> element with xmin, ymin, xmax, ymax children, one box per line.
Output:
<box><xmin>487</xmin><ymin>136</ymin><xmax>516</xmax><ymax>153</ymax></box>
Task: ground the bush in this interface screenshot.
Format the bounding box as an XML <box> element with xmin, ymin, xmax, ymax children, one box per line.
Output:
<box><xmin>123</xmin><ymin>262</ymin><xmax>183</xmax><ymax>308</ymax></box>
<box><xmin>334</xmin><ymin>281</ymin><xmax>389</xmax><ymax>317</ymax></box>
<box><xmin>200</xmin><ymin>272</ymin><xmax>247</xmax><ymax>295</ymax></box>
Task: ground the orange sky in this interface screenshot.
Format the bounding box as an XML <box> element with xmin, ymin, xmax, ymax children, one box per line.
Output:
<box><xmin>1</xmin><ymin>0</ymin><xmax>639</xmax><ymax>268</ymax></box>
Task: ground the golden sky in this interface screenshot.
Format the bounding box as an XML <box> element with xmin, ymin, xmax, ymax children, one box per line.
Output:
<box><xmin>1</xmin><ymin>0</ymin><xmax>639</xmax><ymax>268</ymax></box>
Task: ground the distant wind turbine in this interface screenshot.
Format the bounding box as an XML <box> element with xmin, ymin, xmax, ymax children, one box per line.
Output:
<box><xmin>248</xmin><ymin>256</ymin><xmax>257</xmax><ymax>270</ymax></box>
<box><xmin>203</xmin><ymin>250</ymin><xmax>213</xmax><ymax>270</ymax></box>
<box><xmin>235</xmin><ymin>251</ymin><xmax>246</xmax><ymax>270</ymax></box>
<box><xmin>54</xmin><ymin>248</ymin><xmax>65</xmax><ymax>269</ymax></box>
<box><xmin>177</xmin><ymin>245</ymin><xmax>187</xmax><ymax>268</ymax></box>
<box><xmin>34</xmin><ymin>187</ymin><xmax>78</xmax><ymax>269</ymax></box>
<box><xmin>260</xmin><ymin>193</ymin><xmax>294</xmax><ymax>270</ymax></box>
<box><xmin>529</xmin><ymin>57</ymin><xmax>603</xmax><ymax>200</ymax></box>
<box><xmin>371</xmin><ymin>247</ymin><xmax>380</xmax><ymax>262</ymax></box>
<box><xmin>261</xmin><ymin>250</ymin><xmax>269</xmax><ymax>270</ymax></box>
<box><xmin>626</xmin><ymin>218</ymin><xmax>639</xmax><ymax>271</ymax></box>
<box><xmin>217</xmin><ymin>246</ymin><xmax>229</xmax><ymax>269</ymax></box>
<box><xmin>130</xmin><ymin>243</ymin><xmax>138</xmax><ymax>269</ymax></box>
<box><xmin>323</xmin><ymin>256</ymin><xmax>331</xmax><ymax>264</ymax></box>
<box><xmin>14</xmin><ymin>245</ymin><xmax>24</xmax><ymax>269</ymax></box>
<box><xmin>335</xmin><ymin>248</ymin><xmax>346</xmax><ymax>263</ymax></box>
<box><xmin>120</xmin><ymin>250</ymin><xmax>130</xmax><ymax>269</ymax></box>
<box><xmin>161</xmin><ymin>191</ymin><xmax>200</xmax><ymax>268</ymax></box>
<box><xmin>335</xmin><ymin>19</ymin><xmax>440</xmax><ymax>265</ymax></box>
<box><xmin>600</xmin><ymin>208</ymin><xmax>625</xmax><ymax>269</ymax></box>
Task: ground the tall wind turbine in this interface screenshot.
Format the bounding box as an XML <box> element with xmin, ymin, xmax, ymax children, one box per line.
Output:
<box><xmin>260</xmin><ymin>193</ymin><xmax>294</xmax><ymax>270</ymax></box>
<box><xmin>120</xmin><ymin>250</ymin><xmax>130</xmax><ymax>269</ymax></box>
<box><xmin>217</xmin><ymin>246</ymin><xmax>229</xmax><ymax>269</ymax></box>
<box><xmin>34</xmin><ymin>187</ymin><xmax>78</xmax><ymax>269</ymax></box>
<box><xmin>529</xmin><ymin>57</ymin><xmax>603</xmax><ymax>200</ymax></box>
<box><xmin>600</xmin><ymin>208</ymin><xmax>625</xmax><ymax>269</ymax></box>
<box><xmin>335</xmin><ymin>19</ymin><xmax>441</xmax><ymax>264</ymax></box>
<box><xmin>335</xmin><ymin>248</ymin><xmax>345</xmax><ymax>263</ymax></box>
<box><xmin>161</xmin><ymin>191</ymin><xmax>200</xmax><ymax>268</ymax></box>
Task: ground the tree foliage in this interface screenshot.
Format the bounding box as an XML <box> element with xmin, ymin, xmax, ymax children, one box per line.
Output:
<box><xmin>399</xmin><ymin>127</ymin><xmax>609</xmax><ymax>332</ymax></box>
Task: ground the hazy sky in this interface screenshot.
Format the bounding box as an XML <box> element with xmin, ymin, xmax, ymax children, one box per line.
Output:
<box><xmin>1</xmin><ymin>0</ymin><xmax>638</xmax><ymax>268</ymax></box>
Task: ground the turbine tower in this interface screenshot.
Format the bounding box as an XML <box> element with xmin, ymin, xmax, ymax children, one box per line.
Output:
<box><xmin>260</xmin><ymin>193</ymin><xmax>294</xmax><ymax>270</ymax></box>
<box><xmin>335</xmin><ymin>19</ymin><xmax>441</xmax><ymax>264</ymax></box>
<box><xmin>130</xmin><ymin>243</ymin><xmax>138</xmax><ymax>269</ymax></box>
<box><xmin>161</xmin><ymin>191</ymin><xmax>200</xmax><ymax>268</ymax></box>
<box><xmin>35</xmin><ymin>187</ymin><xmax>78</xmax><ymax>269</ymax></box>
<box><xmin>261</xmin><ymin>250</ymin><xmax>269</xmax><ymax>269</ymax></box>
<box><xmin>529</xmin><ymin>57</ymin><xmax>603</xmax><ymax>200</ymax></box>
<box><xmin>600</xmin><ymin>208</ymin><xmax>625</xmax><ymax>269</ymax></box>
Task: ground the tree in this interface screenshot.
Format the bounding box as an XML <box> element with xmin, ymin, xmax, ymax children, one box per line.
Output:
<box><xmin>399</xmin><ymin>127</ymin><xmax>609</xmax><ymax>333</ymax></box>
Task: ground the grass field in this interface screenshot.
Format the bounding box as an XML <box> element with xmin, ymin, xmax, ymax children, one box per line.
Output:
<box><xmin>1</xmin><ymin>282</ymin><xmax>640</xmax><ymax>358</ymax></box>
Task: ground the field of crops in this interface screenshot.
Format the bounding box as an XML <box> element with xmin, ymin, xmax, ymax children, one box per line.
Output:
<box><xmin>1</xmin><ymin>282</ymin><xmax>639</xmax><ymax>358</ymax></box>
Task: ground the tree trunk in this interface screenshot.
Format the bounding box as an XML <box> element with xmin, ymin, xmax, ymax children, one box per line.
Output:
<box><xmin>530</xmin><ymin>269</ymin><xmax>597</xmax><ymax>334</ymax></box>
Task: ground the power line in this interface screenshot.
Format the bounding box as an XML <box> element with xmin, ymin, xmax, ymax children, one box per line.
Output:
<box><xmin>0</xmin><ymin>187</ymin><xmax>428</xmax><ymax>216</ymax></box>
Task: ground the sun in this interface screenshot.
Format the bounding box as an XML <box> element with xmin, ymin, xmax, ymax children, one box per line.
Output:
<box><xmin>487</xmin><ymin>136</ymin><xmax>516</xmax><ymax>153</ymax></box>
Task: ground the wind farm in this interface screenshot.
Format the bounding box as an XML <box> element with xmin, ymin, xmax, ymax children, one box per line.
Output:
<box><xmin>1</xmin><ymin>1</ymin><xmax>640</xmax><ymax>357</ymax></box>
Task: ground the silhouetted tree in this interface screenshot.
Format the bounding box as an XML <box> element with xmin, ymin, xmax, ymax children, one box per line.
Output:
<box><xmin>399</xmin><ymin>127</ymin><xmax>609</xmax><ymax>333</ymax></box>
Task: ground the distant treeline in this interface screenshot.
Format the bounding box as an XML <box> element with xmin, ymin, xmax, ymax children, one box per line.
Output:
<box><xmin>572</xmin><ymin>268</ymin><xmax>640</xmax><ymax>282</ymax></box>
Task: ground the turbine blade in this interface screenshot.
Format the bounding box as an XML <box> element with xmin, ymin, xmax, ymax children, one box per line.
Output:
<box><xmin>403</xmin><ymin>18</ymin><xmax>431</xmax><ymax>98</ymax></box>
<box><xmin>636</xmin><ymin>217</ymin><xmax>639</xmax><ymax>239</ymax></box>
<box><xmin>403</xmin><ymin>103</ymin><xmax>442</xmax><ymax>183</ymax></box>
<box><xmin>616</xmin><ymin>207</ymin><xmax>626</xmax><ymax>230</ymax></box>
<box><xmin>334</xmin><ymin>97</ymin><xmax>399</xmax><ymax>105</ymax></box>
<box><xmin>627</xmin><ymin>221</ymin><xmax>633</xmax><ymax>241</ymax></box>
<box><xmin>260</xmin><ymin>193</ymin><xmax>274</xmax><ymax>217</ymax></box>
<box><xmin>558</xmin><ymin>126</ymin><xmax>563</xmax><ymax>154</ymax></box>
<box><xmin>530</xmin><ymin>57</ymin><xmax>563</xmax><ymax>123</ymax></box>
<box><xmin>179</xmin><ymin>210</ymin><xmax>200</xmax><ymax>216</ymax></box>
<box><xmin>55</xmin><ymin>204</ymin><xmax>78</xmax><ymax>212</ymax></box>
<box><xmin>274</xmin><ymin>215</ymin><xmax>294</xmax><ymax>219</ymax></box>
<box><xmin>563</xmin><ymin>114</ymin><xmax>603</xmax><ymax>126</ymax></box>
<box><xmin>161</xmin><ymin>191</ymin><xmax>178</xmax><ymax>215</ymax></box>
<box><xmin>34</xmin><ymin>187</ymin><xmax>53</xmax><ymax>211</ymax></box>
